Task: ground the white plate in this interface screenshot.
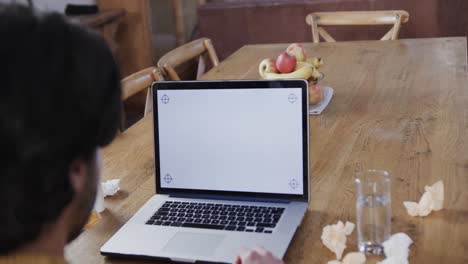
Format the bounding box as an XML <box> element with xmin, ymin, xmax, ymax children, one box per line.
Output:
<box><xmin>309</xmin><ymin>86</ymin><xmax>334</xmax><ymax>115</ymax></box>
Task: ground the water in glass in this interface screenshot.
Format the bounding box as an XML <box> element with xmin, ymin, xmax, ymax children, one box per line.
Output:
<box><xmin>355</xmin><ymin>169</ymin><xmax>391</xmax><ymax>255</ymax></box>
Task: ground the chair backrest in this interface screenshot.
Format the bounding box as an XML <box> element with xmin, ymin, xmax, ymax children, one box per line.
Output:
<box><xmin>305</xmin><ymin>10</ymin><xmax>410</xmax><ymax>43</ymax></box>
<box><xmin>121</xmin><ymin>66</ymin><xmax>164</xmax><ymax>117</ymax></box>
<box><xmin>157</xmin><ymin>37</ymin><xmax>219</xmax><ymax>80</ymax></box>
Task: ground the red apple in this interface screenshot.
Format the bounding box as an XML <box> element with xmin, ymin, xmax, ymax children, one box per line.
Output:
<box><xmin>286</xmin><ymin>43</ymin><xmax>306</xmax><ymax>62</ymax></box>
<box><xmin>276</xmin><ymin>52</ymin><xmax>297</xmax><ymax>73</ymax></box>
<box><xmin>309</xmin><ymin>83</ymin><xmax>323</xmax><ymax>105</ymax></box>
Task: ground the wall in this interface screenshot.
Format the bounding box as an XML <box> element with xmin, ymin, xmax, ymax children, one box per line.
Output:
<box><xmin>199</xmin><ymin>0</ymin><xmax>468</xmax><ymax>59</ymax></box>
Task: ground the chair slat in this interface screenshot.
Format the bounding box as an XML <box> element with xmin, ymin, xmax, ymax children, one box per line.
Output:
<box><xmin>318</xmin><ymin>27</ymin><xmax>336</xmax><ymax>42</ymax></box>
<box><xmin>306</xmin><ymin>10</ymin><xmax>409</xmax><ymax>43</ymax></box>
<box><xmin>381</xmin><ymin>28</ymin><xmax>394</xmax><ymax>41</ymax></box>
<box><xmin>157</xmin><ymin>38</ymin><xmax>220</xmax><ymax>80</ymax></box>
<box><xmin>121</xmin><ymin>67</ymin><xmax>164</xmax><ymax>129</ymax></box>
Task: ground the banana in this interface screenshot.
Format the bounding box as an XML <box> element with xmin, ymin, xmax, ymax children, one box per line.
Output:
<box><xmin>310</xmin><ymin>66</ymin><xmax>324</xmax><ymax>80</ymax></box>
<box><xmin>296</xmin><ymin>61</ymin><xmax>313</xmax><ymax>70</ymax></box>
<box><xmin>306</xmin><ymin>57</ymin><xmax>324</xmax><ymax>68</ymax></box>
<box><xmin>298</xmin><ymin>61</ymin><xmax>324</xmax><ymax>80</ymax></box>
<box><xmin>262</xmin><ymin>62</ymin><xmax>314</xmax><ymax>80</ymax></box>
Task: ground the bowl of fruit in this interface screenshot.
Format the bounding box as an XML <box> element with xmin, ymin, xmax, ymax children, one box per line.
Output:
<box><xmin>258</xmin><ymin>43</ymin><xmax>325</xmax><ymax>106</ymax></box>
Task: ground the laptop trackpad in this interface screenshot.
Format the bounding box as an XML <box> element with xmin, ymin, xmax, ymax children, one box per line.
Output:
<box><xmin>163</xmin><ymin>232</ymin><xmax>226</xmax><ymax>256</ymax></box>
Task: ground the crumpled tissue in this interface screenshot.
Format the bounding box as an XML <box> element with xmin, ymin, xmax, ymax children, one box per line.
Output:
<box><xmin>327</xmin><ymin>252</ymin><xmax>366</xmax><ymax>264</ymax></box>
<box><xmin>377</xmin><ymin>232</ymin><xmax>413</xmax><ymax>264</ymax></box>
<box><xmin>101</xmin><ymin>179</ymin><xmax>121</xmax><ymax>197</ymax></box>
<box><xmin>403</xmin><ymin>180</ymin><xmax>444</xmax><ymax>217</ymax></box>
<box><xmin>321</xmin><ymin>221</ymin><xmax>355</xmax><ymax>260</ymax></box>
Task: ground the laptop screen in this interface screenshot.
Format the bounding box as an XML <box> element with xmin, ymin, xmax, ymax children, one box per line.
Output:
<box><xmin>154</xmin><ymin>81</ymin><xmax>308</xmax><ymax>199</ymax></box>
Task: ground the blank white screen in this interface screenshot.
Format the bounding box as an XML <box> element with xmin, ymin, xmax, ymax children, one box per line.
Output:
<box><xmin>157</xmin><ymin>88</ymin><xmax>304</xmax><ymax>195</ymax></box>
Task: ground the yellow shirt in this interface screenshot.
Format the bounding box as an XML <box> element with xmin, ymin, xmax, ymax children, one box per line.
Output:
<box><xmin>0</xmin><ymin>255</ymin><xmax>68</xmax><ymax>264</ymax></box>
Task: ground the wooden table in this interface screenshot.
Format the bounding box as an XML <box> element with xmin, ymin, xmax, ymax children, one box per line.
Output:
<box><xmin>66</xmin><ymin>38</ymin><xmax>468</xmax><ymax>264</ymax></box>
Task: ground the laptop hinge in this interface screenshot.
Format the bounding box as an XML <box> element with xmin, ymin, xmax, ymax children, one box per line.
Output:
<box><xmin>168</xmin><ymin>193</ymin><xmax>290</xmax><ymax>204</ymax></box>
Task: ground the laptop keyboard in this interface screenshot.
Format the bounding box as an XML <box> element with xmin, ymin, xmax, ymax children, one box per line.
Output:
<box><xmin>145</xmin><ymin>201</ymin><xmax>285</xmax><ymax>234</ymax></box>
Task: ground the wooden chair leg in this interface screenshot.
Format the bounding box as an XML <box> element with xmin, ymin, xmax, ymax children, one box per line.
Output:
<box><xmin>204</xmin><ymin>39</ymin><xmax>220</xmax><ymax>66</ymax></box>
<box><xmin>318</xmin><ymin>27</ymin><xmax>336</xmax><ymax>42</ymax></box>
<box><xmin>311</xmin><ymin>16</ymin><xmax>319</xmax><ymax>43</ymax></box>
<box><xmin>391</xmin><ymin>14</ymin><xmax>402</xmax><ymax>40</ymax></box>
<box><xmin>381</xmin><ymin>28</ymin><xmax>393</xmax><ymax>40</ymax></box>
<box><xmin>197</xmin><ymin>54</ymin><xmax>206</xmax><ymax>80</ymax></box>
<box><xmin>144</xmin><ymin>88</ymin><xmax>153</xmax><ymax>116</ymax></box>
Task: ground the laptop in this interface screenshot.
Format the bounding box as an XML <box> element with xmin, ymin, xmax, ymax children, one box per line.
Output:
<box><xmin>101</xmin><ymin>80</ymin><xmax>310</xmax><ymax>263</ymax></box>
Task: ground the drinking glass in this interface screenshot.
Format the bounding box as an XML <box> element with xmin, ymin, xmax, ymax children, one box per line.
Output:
<box><xmin>355</xmin><ymin>169</ymin><xmax>391</xmax><ymax>254</ymax></box>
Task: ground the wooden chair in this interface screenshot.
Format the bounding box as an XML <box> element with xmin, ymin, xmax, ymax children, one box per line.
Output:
<box><xmin>121</xmin><ymin>67</ymin><xmax>164</xmax><ymax>128</ymax></box>
<box><xmin>157</xmin><ymin>37</ymin><xmax>220</xmax><ymax>81</ymax></box>
<box><xmin>305</xmin><ymin>10</ymin><xmax>409</xmax><ymax>43</ymax></box>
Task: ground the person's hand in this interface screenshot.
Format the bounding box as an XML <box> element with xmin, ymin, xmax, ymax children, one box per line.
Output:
<box><xmin>234</xmin><ymin>247</ymin><xmax>284</xmax><ymax>264</ymax></box>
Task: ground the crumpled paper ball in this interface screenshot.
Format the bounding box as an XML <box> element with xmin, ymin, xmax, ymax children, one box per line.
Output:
<box><xmin>403</xmin><ymin>180</ymin><xmax>444</xmax><ymax>217</ymax></box>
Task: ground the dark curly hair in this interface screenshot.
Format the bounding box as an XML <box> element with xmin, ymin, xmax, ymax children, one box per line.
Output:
<box><xmin>0</xmin><ymin>4</ymin><xmax>121</xmax><ymax>253</ymax></box>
